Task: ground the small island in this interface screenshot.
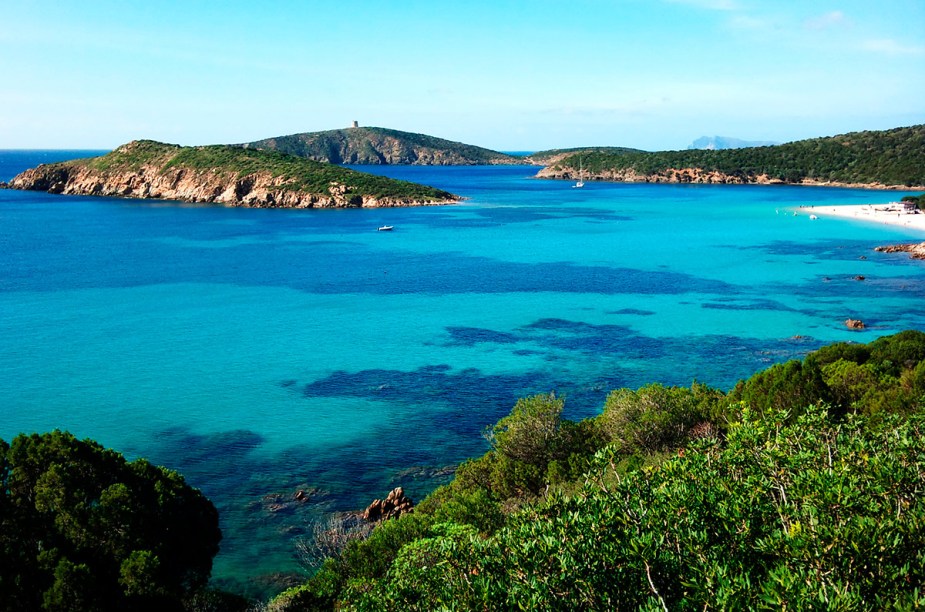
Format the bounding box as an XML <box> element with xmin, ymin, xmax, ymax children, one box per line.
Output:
<box><xmin>8</xmin><ymin>140</ymin><xmax>459</xmax><ymax>208</ymax></box>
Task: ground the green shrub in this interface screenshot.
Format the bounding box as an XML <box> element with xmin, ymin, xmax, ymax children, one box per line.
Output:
<box><xmin>598</xmin><ymin>382</ymin><xmax>723</xmax><ymax>455</ymax></box>
<box><xmin>729</xmin><ymin>359</ymin><xmax>832</xmax><ymax>418</ymax></box>
<box><xmin>354</xmin><ymin>405</ymin><xmax>925</xmax><ymax>609</ymax></box>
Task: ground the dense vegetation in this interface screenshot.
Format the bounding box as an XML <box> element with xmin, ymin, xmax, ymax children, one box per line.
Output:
<box><xmin>271</xmin><ymin>331</ymin><xmax>925</xmax><ymax>610</ymax></box>
<box><xmin>79</xmin><ymin>140</ymin><xmax>456</xmax><ymax>201</ymax></box>
<box><xmin>553</xmin><ymin>125</ymin><xmax>925</xmax><ymax>187</ymax></box>
<box><xmin>241</xmin><ymin>127</ymin><xmax>526</xmax><ymax>165</ymax></box>
<box><xmin>0</xmin><ymin>431</ymin><xmax>224</xmax><ymax>611</ymax></box>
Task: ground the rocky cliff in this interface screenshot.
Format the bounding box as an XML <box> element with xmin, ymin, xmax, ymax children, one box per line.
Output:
<box><xmin>240</xmin><ymin>127</ymin><xmax>527</xmax><ymax>165</ymax></box>
<box><xmin>9</xmin><ymin>140</ymin><xmax>458</xmax><ymax>208</ymax></box>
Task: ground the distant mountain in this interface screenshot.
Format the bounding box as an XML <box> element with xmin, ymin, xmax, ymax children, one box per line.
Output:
<box><xmin>8</xmin><ymin>140</ymin><xmax>458</xmax><ymax>208</ymax></box>
<box><xmin>538</xmin><ymin>125</ymin><xmax>925</xmax><ymax>188</ymax></box>
<box><xmin>239</xmin><ymin>127</ymin><xmax>528</xmax><ymax>166</ymax></box>
<box><xmin>688</xmin><ymin>136</ymin><xmax>778</xmax><ymax>150</ymax></box>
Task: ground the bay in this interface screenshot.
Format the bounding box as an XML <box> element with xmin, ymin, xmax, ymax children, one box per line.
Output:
<box><xmin>1</xmin><ymin>151</ymin><xmax>923</xmax><ymax>597</ymax></box>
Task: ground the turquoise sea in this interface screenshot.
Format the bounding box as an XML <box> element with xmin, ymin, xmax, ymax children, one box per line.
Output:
<box><xmin>2</xmin><ymin>151</ymin><xmax>924</xmax><ymax>596</ymax></box>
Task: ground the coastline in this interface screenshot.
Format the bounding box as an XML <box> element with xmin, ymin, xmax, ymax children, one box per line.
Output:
<box><xmin>535</xmin><ymin>165</ymin><xmax>925</xmax><ymax>191</ymax></box>
<box><xmin>803</xmin><ymin>203</ymin><xmax>925</xmax><ymax>233</ymax></box>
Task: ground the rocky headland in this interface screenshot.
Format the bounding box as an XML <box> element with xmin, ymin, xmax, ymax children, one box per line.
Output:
<box><xmin>9</xmin><ymin>140</ymin><xmax>459</xmax><ymax>208</ymax></box>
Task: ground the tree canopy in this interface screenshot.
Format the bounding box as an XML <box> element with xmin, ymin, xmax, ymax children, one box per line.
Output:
<box><xmin>0</xmin><ymin>430</ymin><xmax>221</xmax><ymax>611</ymax></box>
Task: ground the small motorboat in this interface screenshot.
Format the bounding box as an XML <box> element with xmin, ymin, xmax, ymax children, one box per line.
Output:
<box><xmin>377</xmin><ymin>225</ymin><xmax>394</xmax><ymax>231</ymax></box>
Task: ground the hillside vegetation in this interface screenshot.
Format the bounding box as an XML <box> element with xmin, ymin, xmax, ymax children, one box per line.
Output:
<box><xmin>272</xmin><ymin>330</ymin><xmax>925</xmax><ymax>610</ymax></box>
<box><xmin>543</xmin><ymin>125</ymin><xmax>925</xmax><ymax>187</ymax></box>
<box><xmin>241</xmin><ymin>127</ymin><xmax>527</xmax><ymax>166</ymax></box>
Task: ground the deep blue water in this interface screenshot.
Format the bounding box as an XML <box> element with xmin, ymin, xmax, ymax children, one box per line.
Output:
<box><xmin>2</xmin><ymin>150</ymin><xmax>924</xmax><ymax>597</ymax></box>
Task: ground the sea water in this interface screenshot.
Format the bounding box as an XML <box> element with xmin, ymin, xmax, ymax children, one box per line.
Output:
<box><xmin>2</xmin><ymin>151</ymin><xmax>924</xmax><ymax>596</ymax></box>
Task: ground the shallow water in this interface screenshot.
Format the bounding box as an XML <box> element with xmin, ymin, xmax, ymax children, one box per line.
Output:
<box><xmin>2</xmin><ymin>151</ymin><xmax>923</xmax><ymax>596</ymax></box>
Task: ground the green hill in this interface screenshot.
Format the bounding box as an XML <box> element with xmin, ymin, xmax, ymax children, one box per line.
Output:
<box><xmin>540</xmin><ymin>125</ymin><xmax>925</xmax><ymax>188</ymax></box>
<box><xmin>240</xmin><ymin>127</ymin><xmax>528</xmax><ymax>165</ymax></box>
<box><xmin>9</xmin><ymin>140</ymin><xmax>458</xmax><ymax>208</ymax></box>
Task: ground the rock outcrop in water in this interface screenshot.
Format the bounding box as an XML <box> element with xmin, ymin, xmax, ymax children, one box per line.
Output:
<box><xmin>875</xmin><ymin>242</ymin><xmax>925</xmax><ymax>260</ymax></box>
<box><xmin>362</xmin><ymin>487</ymin><xmax>414</xmax><ymax>522</ymax></box>
<box><xmin>9</xmin><ymin>140</ymin><xmax>459</xmax><ymax>208</ymax></box>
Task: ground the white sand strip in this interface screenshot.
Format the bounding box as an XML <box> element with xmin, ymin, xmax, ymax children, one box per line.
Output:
<box><xmin>804</xmin><ymin>203</ymin><xmax>925</xmax><ymax>233</ymax></box>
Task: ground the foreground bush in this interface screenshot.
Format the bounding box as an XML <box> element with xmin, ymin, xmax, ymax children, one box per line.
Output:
<box><xmin>0</xmin><ymin>430</ymin><xmax>221</xmax><ymax>611</ymax></box>
<box><xmin>354</xmin><ymin>405</ymin><xmax>925</xmax><ymax>610</ymax></box>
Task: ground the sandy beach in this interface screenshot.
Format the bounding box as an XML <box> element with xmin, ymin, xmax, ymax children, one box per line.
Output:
<box><xmin>805</xmin><ymin>202</ymin><xmax>925</xmax><ymax>233</ymax></box>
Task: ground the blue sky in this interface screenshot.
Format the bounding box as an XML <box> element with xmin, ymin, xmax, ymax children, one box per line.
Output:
<box><xmin>2</xmin><ymin>0</ymin><xmax>923</xmax><ymax>151</ymax></box>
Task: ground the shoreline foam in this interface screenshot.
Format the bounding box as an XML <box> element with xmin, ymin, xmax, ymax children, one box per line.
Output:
<box><xmin>802</xmin><ymin>203</ymin><xmax>925</xmax><ymax>233</ymax></box>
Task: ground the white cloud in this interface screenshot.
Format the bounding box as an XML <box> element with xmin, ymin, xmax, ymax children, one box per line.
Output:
<box><xmin>805</xmin><ymin>10</ymin><xmax>850</xmax><ymax>30</ymax></box>
<box><xmin>861</xmin><ymin>38</ymin><xmax>925</xmax><ymax>56</ymax></box>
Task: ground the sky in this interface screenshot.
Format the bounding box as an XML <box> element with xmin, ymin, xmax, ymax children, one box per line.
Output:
<box><xmin>1</xmin><ymin>0</ymin><xmax>923</xmax><ymax>151</ymax></box>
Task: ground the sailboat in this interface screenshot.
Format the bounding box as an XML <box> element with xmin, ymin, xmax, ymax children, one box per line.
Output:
<box><xmin>573</xmin><ymin>157</ymin><xmax>584</xmax><ymax>188</ymax></box>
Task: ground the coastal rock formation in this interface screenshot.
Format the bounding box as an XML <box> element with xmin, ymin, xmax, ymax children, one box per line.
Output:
<box><xmin>875</xmin><ymin>242</ymin><xmax>925</xmax><ymax>260</ymax></box>
<box><xmin>535</xmin><ymin>165</ymin><xmax>917</xmax><ymax>189</ymax></box>
<box><xmin>845</xmin><ymin>319</ymin><xmax>866</xmax><ymax>330</ymax></box>
<box><xmin>241</xmin><ymin>126</ymin><xmax>527</xmax><ymax>166</ymax></box>
<box><xmin>362</xmin><ymin>487</ymin><xmax>414</xmax><ymax>522</ymax></box>
<box><xmin>535</xmin><ymin>164</ymin><xmax>774</xmax><ymax>184</ymax></box>
<box><xmin>9</xmin><ymin>140</ymin><xmax>458</xmax><ymax>208</ymax></box>
<box><xmin>536</xmin><ymin>165</ymin><xmax>770</xmax><ymax>185</ymax></box>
